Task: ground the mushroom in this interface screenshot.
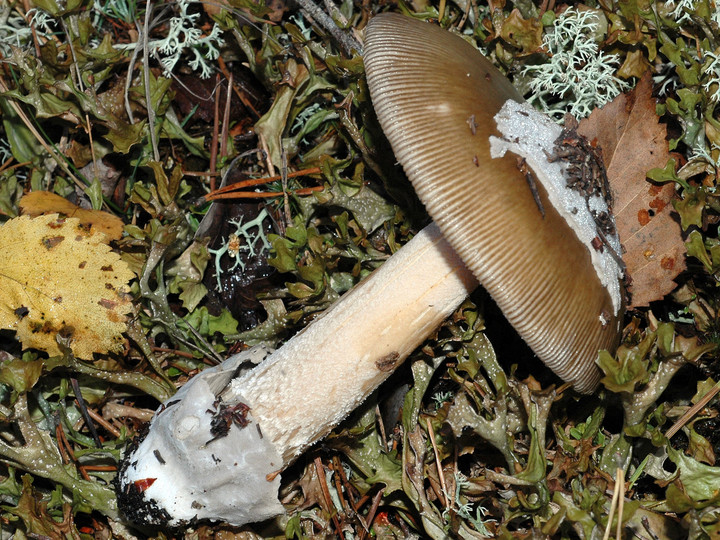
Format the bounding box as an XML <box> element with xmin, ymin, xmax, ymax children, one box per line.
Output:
<box><xmin>116</xmin><ymin>13</ymin><xmax>624</xmax><ymax>528</ymax></box>
<box><xmin>364</xmin><ymin>13</ymin><xmax>623</xmax><ymax>392</ymax></box>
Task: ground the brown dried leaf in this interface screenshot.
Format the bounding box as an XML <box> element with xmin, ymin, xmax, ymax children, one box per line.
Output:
<box><xmin>19</xmin><ymin>191</ymin><xmax>124</xmax><ymax>241</ymax></box>
<box><xmin>0</xmin><ymin>214</ymin><xmax>133</xmax><ymax>358</ymax></box>
<box><xmin>578</xmin><ymin>73</ymin><xmax>685</xmax><ymax>307</ymax></box>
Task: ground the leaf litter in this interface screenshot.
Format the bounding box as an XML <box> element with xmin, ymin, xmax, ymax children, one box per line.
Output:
<box><xmin>0</xmin><ymin>0</ymin><xmax>720</xmax><ymax>538</ymax></box>
<box><xmin>0</xmin><ymin>214</ymin><xmax>133</xmax><ymax>359</ymax></box>
<box><xmin>578</xmin><ymin>73</ymin><xmax>686</xmax><ymax>308</ymax></box>
<box><xmin>19</xmin><ymin>191</ymin><xmax>125</xmax><ymax>240</ymax></box>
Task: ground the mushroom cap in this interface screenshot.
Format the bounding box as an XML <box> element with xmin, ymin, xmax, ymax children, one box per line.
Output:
<box><xmin>363</xmin><ymin>13</ymin><xmax>623</xmax><ymax>393</ymax></box>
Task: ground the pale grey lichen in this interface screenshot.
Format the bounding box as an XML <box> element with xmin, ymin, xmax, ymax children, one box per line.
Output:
<box><xmin>0</xmin><ymin>3</ymin><xmax>52</xmax><ymax>56</ymax></box>
<box><xmin>207</xmin><ymin>208</ymin><xmax>271</xmax><ymax>292</ymax></box>
<box><xmin>442</xmin><ymin>472</ymin><xmax>494</xmax><ymax>536</ymax></box>
<box><xmin>289</xmin><ymin>13</ymin><xmax>313</xmax><ymax>39</ymax></box>
<box><xmin>702</xmin><ymin>50</ymin><xmax>720</xmax><ymax>102</ymax></box>
<box><xmin>0</xmin><ymin>139</ymin><xmax>12</xmax><ymax>164</ymax></box>
<box><xmin>523</xmin><ymin>8</ymin><xmax>629</xmax><ymax>120</ymax></box>
<box><xmin>153</xmin><ymin>0</ymin><xmax>223</xmax><ymax>79</ymax></box>
<box><xmin>664</xmin><ymin>0</ymin><xmax>700</xmax><ymax>25</ymax></box>
<box><xmin>431</xmin><ymin>390</ymin><xmax>454</xmax><ymax>409</ymax></box>
<box><xmin>115</xmin><ymin>0</ymin><xmax>224</xmax><ymax>79</ymax></box>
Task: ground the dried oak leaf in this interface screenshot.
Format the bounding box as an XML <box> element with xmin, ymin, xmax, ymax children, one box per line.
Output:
<box><xmin>578</xmin><ymin>73</ymin><xmax>685</xmax><ymax>307</ymax></box>
<box><xmin>0</xmin><ymin>214</ymin><xmax>134</xmax><ymax>359</ymax></box>
<box><xmin>19</xmin><ymin>191</ymin><xmax>124</xmax><ymax>241</ymax></box>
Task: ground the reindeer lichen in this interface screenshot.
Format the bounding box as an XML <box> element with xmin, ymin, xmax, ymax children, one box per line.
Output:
<box><xmin>523</xmin><ymin>8</ymin><xmax>629</xmax><ymax>119</ymax></box>
<box><xmin>665</xmin><ymin>0</ymin><xmax>700</xmax><ymax>25</ymax></box>
<box><xmin>702</xmin><ymin>50</ymin><xmax>720</xmax><ymax>102</ymax></box>
<box><xmin>0</xmin><ymin>5</ymin><xmax>51</xmax><ymax>56</ymax></box>
<box><xmin>208</xmin><ymin>208</ymin><xmax>271</xmax><ymax>292</ymax></box>
<box><xmin>114</xmin><ymin>0</ymin><xmax>224</xmax><ymax>78</ymax></box>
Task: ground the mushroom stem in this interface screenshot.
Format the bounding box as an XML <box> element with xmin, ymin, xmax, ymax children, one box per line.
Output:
<box><xmin>117</xmin><ymin>223</ymin><xmax>477</xmax><ymax>526</ymax></box>
<box><xmin>227</xmin><ymin>223</ymin><xmax>477</xmax><ymax>463</ymax></box>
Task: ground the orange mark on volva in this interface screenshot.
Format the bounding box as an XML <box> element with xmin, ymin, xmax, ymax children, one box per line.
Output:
<box><xmin>134</xmin><ymin>478</ymin><xmax>156</xmax><ymax>492</ymax></box>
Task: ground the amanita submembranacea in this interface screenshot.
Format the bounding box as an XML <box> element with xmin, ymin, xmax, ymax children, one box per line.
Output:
<box><xmin>116</xmin><ymin>13</ymin><xmax>625</xmax><ymax>527</ymax></box>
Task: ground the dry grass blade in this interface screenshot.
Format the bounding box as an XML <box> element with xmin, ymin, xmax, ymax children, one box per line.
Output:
<box><xmin>426</xmin><ymin>417</ymin><xmax>449</xmax><ymax>511</ymax></box>
<box><xmin>666</xmin><ymin>380</ymin><xmax>720</xmax><ymax>439</ymax></box>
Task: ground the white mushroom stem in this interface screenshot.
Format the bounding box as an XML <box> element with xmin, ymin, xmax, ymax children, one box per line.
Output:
<box><xmin>117</xmin><ymin>223</ymin><xmax>477</xmax><ymax>526</ymax></box>
<box><xmin>226</xmin><ymin>223</ymin><xmax>478</xmax><ymax>462</ymax></box>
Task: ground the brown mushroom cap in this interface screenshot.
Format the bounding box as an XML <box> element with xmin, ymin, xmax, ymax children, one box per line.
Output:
<box><xmin>364</xmin><ymin>13</ymin><xmax>623</xmax><ymax>393</ymax></box>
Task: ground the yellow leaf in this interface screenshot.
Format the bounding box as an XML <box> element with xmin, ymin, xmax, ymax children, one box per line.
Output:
<box><xmin>0</xmin><ymin>214</ymin><xmax>134</xmax><ymax>359</ymax></box>
<box><xmin>19</xmin><ymin>191</ymin><xmax>125</xmax><ymax>241</ymax></box>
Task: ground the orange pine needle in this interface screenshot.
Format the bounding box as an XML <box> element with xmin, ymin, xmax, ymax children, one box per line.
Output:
<box><xmin>205</xmin><ymin>166</ymin><xmax>322</xmax><ymax>196</ymax></box>
<box><xmin>218</xmin><ymin>56</ymin><xmax>261</xmax><ymax>118</ymax></box>
<box><xmin>0</xmin><ymin>158</ymin><xmax>31</xmax><ymax>174</ymax></box>
<box><xmin>203</xmin><ymin>166</ymin><xmax>323</xmax><ymax>201</ymax></box>
<box><xmin>205</xmin><ymin>186</ymin><xmax>324</xmax><ymax>201</ymax></box>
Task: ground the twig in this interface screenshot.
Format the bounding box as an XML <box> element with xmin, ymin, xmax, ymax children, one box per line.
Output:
<box><xmin>102</xmin><ymin>402</ymin><xmax>155</xmax><ymax>422</ymax></box>
<box><xmin>334</xmin><ymin>455</ymin><xmax>361</xmax><ymax>512</ymax></box>
<box><xmin>56</xmin><ymin>424</ymin><xmax>92</xmax><ymax>481</ymax></box>
<box><xmin>125</xmin><ymin>39</ymin><xmax>141</xmax><ymax>124</ymax></box>
<box><xmin>184</xmin><ymin>322</ymin><xmax>225</xmax><ymax>365</ymax></box>
<box><xmin>359</xmin><ymin>488</ymin><xmax>385</xmax><ymax>540</ymax></box>
<box><xmin>205</xmin><ymin>188</ymin><xmax>323</xmax><ymax>201</ymax></box>
<box><xmin>258</xmin><ymin>132</ymin><xmax>276</xmax><ymax>176</ymax></box>
<box><xmin>323</xmin><ymin>0</ymin><xmax>348</xmax><ymax>26</ymax></box>
<box><xmin>220</xmin><ymin>72</ymin><xmax>233</xmax><ymax>163</ymax></box>
<box><xmin>210</xmin><ymin>73</ymin><xmax>221</xmax><ymax>190</ymax></box>
<box><xmin>82</xmin><ymin>405</ymin><xmax>122</xmax><ymax>438</ymax></box>
<box><xmin>615</xmin><ymin>467</ymin><xmax>625</xmax><ymax>540</ymax></box>
<box><xmin>602</xmin><ymin>467</ymin><xmax>624</xmax><ymax>540</ymax></box>
<box><xmin>0</xmin><ymin>158</ymin><xmax>31</xmax><ymax>175</ymax></box>
<box><xmin>217</xmin><ymin>56</ymin><xmax>261</xmax><ymax>118</ymax></box>
<box><xmin>375</xmin><ymin>404</ymin><xmax>389</xmax><ymax>452</ymax></box>
<box><xmin>70</xmin><ymin>378</ymin><xmax>102</xmax><ymax>448</ymax></box>
<box><xmin>21</xmin><ymin>0</ymin><xmax>42</xmax><ymax>56</ymax></box>
<box><xmin>55</xmin><ymin>424</ymin><xmax>72</xmax><ymax>464</ymax></box>
<box><xmin>80</xmin><ymin>465</ymin><xmax>117</xmax><ymax>472</ymax></box>
<box><xmin>314</xmin><ymin>457</ymin><xmax>345</xmax><ymax>540</ymax></box>
<box><xmin>457</xmin><ymin>0</ymin><xmax>472</xmax><ymax>29</ymax></box>
<box><xmin>140</xmin><ymin>1</ymin><xmax>159</xmax><ymax>161</ymax></box>
<box><xmin>183</xmin><ymin>170</ymin><xmax>220</xmax><ymax>178</ymax></box>
<box><xmin>617</xmin><ymin>468</ymin><xmax>625</xmax><ymax>540</ymax></box>
<box><xmin>294</xmin><ymin>0</ymin><xmax>361</xmax><ymax>56</ymax></box>
<box><xmin>152</xmin><ymin>346</ymin><xmax>197</xmax><ymax>358</ymax></box>
<box><xmin>281</xmin><ymin>147</ymin><xmax>291</xmax><ymax>224</ymax></box>
<box><xmin>329</xmin><ymin>458</ymin><xmax>349</xmax><ymax>515</ymax></box>
<box><xmin>641</xmin><ymin>516</ymin><xmax>660</xmax><ymax>540</ymax></box>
